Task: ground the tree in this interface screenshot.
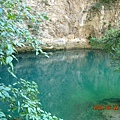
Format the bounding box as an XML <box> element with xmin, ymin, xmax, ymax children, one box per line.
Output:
<box><xmin>0</xmin><ymin>0</ymin><xmax>62</xmax><ymax>119</ymax></box>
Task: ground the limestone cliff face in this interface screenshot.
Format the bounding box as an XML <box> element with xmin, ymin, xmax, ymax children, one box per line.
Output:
<box><xmin>26</xmin><ymin>0</ymin><xmax>120</xmax><ymax>50</ymax></box>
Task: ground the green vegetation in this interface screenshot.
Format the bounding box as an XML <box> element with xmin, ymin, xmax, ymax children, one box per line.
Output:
<box><xmin>0</xmin><ymin>0</ymin><xmax>119</xmax><ymax>119</ymax></box>
<box><xmin>91</xmin><ymin>0</ymin><xmax>119</xmax><ymax>10</ymax></box>
<box><xmin>0</xmin><ymin>79</ymin><xmax>61</xmax><ymax>120</ymax></box>
<box><xmin>90</xmin><ymin>28</ymin><xmax>120</xmax><ymax>70</ymax></box>
<box><xmin>0</xmin><ymin>0</ymin><xmax>48</xmax><ymax>72</ymax></box>
<box><xmin>90</xmin><ymin>0</ymin><xmax>120</xmax><ymax>70</ymax></box>
<box><xmin>0</xmin><ymin>0</ymin><xmax>62</xmax><ymax>119</ymax></box>
<box><xmin>101</xmin><ymin>0</ymin><xmax>119</xmax><ymax>3</ymax></box>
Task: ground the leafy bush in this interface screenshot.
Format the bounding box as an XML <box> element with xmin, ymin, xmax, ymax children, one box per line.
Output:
<box><xmin>90</xmin><ymin>28</ymin><xmax>120</xmax><ymax>51</ymax></box>
<box><xmin>0</xmin><ymin>0</ymin><xmax>62</xmax><ymax>119</ymax></box>
<box><xmin>0</xmin><ymin>79</ymin><xmax>62</xmax><ymax>120</ymax></box>
<box><xmin>101</xmin><ymin>0</ymin><xmax>119</xmax><ymax>3</ymax></box>
<box><xmin>0</xmin><ymin>0</ymin><xmax>49</xmax><ymax>72</ymax></box>
<box><xmin>91</xmin><ymin>0</ymin><xmax>119</xmax><ymax>10</ymax></box>
<box><xmin>90</xmin><ymin>28</ymin><xmax>120</xmax><ymax>70</ymax></box>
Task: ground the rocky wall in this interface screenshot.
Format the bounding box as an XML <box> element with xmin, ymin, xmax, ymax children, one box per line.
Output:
<box><xmin>24</xmin><ymin>0</ymin><xmax>120</xmax><ymax>50</ymax></box>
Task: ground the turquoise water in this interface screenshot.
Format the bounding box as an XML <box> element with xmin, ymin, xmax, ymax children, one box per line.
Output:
<box><xmin>0</xmin><ymin>50</ymin><xmax>120</xmax><ymax>120</ymax></box>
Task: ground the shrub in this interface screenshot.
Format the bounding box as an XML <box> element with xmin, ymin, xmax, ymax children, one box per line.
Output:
<box><xmin>0</xmin><ymin>0</ymin><xmax>62</xmax><ymax>119</ymax></box>
<box><xmin>0</xmin><ymin>0</ymin><xmax>49</xmax><ymax>72</ymax></box>
<box><xmin>0</xmin><ymin>79</ymin><xmax>62</xmax><ymax>120</ymax></box>
<box><xmin>90</xmin><ymin>28</ymin><xmax>120</xmax><ymax>70</ymax></box>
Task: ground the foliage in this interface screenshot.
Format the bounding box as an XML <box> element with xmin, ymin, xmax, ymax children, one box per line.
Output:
<box><xmin>0</xmin><ymin>79</ymin><xmax>62</xmax><ymax>120</ymax></box>
<box><xmin>101</xmin><ymin>0</ymin><xmax>119</xmax><ymax>3</ymax></box>
<box><xmin>0</xmin><ymin>0</ymin><xmax>49</xmax><ymax>73</ymax></box>
<box><xmin>90</xmin><ymin>28</ymin><xmax>120</xmax><ymax>70</ymax></box>
<box><xmin>0</xmin><ymin>109</ymin><xmax>6</xmax><ymax>120</ymax></box>
<box><xmin>91</xmin><ymin>0</ymin><xmax>119</xmax><ymax>10</ymax></box>
<box><xmin>0</xmin><ymin>0</ymin><xmax>62</xmax><ymax>119</ymax></box>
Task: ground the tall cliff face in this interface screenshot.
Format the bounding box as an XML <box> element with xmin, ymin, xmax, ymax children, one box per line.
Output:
<box><xmin>26</xmin><ymin>0</ymin><xmax>120</xmax><ymax>50</ymax></box>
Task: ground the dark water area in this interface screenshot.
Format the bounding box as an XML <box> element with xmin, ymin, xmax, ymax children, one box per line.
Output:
<box><xmin>0</xmin><ymin>50</ymin><xmax>120</xmax><ymax>120</ymax></box>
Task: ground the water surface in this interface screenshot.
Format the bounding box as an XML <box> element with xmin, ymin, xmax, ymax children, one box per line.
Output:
<box><xmin>0</xmin><ymin>50</ymin><xmax>120</xmax><ymax>120</ymax></box>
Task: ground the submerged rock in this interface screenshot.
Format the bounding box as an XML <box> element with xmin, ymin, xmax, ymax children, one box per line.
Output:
<box><xmin>99</xmin><ymin>98</ymin><xmax>120</xmax><ymax>120</ymax></box>
<box><xmin>102</xmin><ymin>110</ymin><xmax>120</xmax><ymax>120</ymax></box>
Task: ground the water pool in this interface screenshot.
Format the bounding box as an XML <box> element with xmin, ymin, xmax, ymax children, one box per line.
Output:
<box><xmin>0</xmin><ymin>50</ymin><xmax>120</xmax><ymax>120</ymax></box>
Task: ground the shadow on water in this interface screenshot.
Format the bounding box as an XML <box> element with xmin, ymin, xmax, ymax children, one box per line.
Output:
<box><xmin>0</xmin><ymin>49</ymin><xmax>120</xmax><ymax>120</ymax></box>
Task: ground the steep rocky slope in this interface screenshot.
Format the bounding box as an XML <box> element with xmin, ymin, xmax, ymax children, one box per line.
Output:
<box><xmin>25</xmin><ymin>0</ymin><xmax>120</xmax><ymax>50</ymax></box>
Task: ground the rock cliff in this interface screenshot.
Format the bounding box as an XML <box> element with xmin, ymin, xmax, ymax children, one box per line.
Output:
<box><xmin>25</xmin><ymin>0</ymin><xmax>120</xmax><ymax>50</ymax></box>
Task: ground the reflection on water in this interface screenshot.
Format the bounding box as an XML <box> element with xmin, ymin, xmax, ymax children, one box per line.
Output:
<box><xmin>0</xmin><ymin>50</ymin><xmax>120</xmax><ymax>120</ymax></box>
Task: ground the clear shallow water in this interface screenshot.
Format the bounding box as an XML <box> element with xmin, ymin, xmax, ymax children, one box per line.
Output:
<box><xmin>0</xmin><ymin>50</ymin><xmax>120</xmax><ymax>120</ymax></box>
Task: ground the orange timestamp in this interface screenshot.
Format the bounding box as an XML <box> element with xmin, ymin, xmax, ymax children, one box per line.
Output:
<box><xmin>94</xmin><ymin>104</ymin><xmax>119</xmax><ymax>110</ymax></box>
